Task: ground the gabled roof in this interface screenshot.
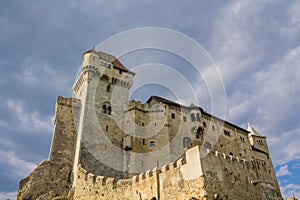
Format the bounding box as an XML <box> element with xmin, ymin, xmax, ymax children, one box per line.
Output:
<box><xmin>146</xmin><ymin>95</ymin><xmax>249</xmax><ymax>134</ymax></box>
<box><xmin>146</xmin><ymin>95</ymin><xmax>203</xmax><ymax>110</ymax></box>
<box><xmin>146</xmin><ymin>96</ymin><xmax>181</xmax><ymax>107</ymax></box>
<box><xmin>247</xmin><ymin>123</ymin><xmax>264</xmax><ymax>137</ymax></box>
<box><xmin>83</xmin><ymin>48</ymin><xmax>135</xmax><ymax>75</ymax></box>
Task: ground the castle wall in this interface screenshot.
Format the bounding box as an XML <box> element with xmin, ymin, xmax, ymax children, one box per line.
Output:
<box><xmin>18</xmin><ymin>96</ymin><xmax>79</xmax><ymax>200</ymax></box>
<box><xmin>71</xmin><ymin>145</ymin><xmax>283</xmax><ymax>200</ymax></box>
<box><xmin>201</xmin><ymin>150</ymin><xmax>280</xmax><ymax>199</ymax></box>
<box><xmin>18</xmin><ymin>50</ymin><xmax>282</xmax><ymax>199</ymax></box>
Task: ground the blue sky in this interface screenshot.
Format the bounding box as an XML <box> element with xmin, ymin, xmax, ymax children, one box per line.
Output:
<box><xmin>1</xmin><ymin>0</ymin><xmax>300</xmax><ymax>199</ymax></box>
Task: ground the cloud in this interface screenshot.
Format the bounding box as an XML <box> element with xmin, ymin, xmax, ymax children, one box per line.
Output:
<box><xmin>206</xmin><ymin>0</ymin><xmax>300</xmax><ymax>168</ymax></box>
<box><xmin>280</xmin><ymin>184</ymin><xmax>300</xmax><ymax>199</ymax></box>
<box><xmin>0</xmin><ymin>0</ymin><xmax>299</xmax><ymax>197</ymax></box>
<box><xmin>276</xmin><ymin>165</ymin><xmax>291</xmax><ymax>177</ymax></box>
<box><xmin>6</xmin><ymin>99</ymin><xmax>53</xmax><ymax>132</ymax></box>
<box><xmin>0</xmin><ymin>150</ymin><xmax>36</xmax><ymax>180</ymax></box>
<box><xmin>0</xmin><ymin>191</ymin><xmax>17</xmax><ymax>200</ymax></box>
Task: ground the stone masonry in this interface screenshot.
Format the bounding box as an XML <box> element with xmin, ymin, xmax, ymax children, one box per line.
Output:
<box><xmin>18</xmin><ymin>49</ymin><xmax>283</xmax><ymax>200</ymax></box>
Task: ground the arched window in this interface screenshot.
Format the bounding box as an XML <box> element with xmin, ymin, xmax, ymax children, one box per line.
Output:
<box><xmin>196</xmin><ymin>113</ymin><xmax>200</xmax><ymax>122</ymax></box>
<box><xmin>191</xmin><ymin>113</ymin><xmax>195</xmax><ymax>122</ymax></box>
<box><xmin>107</xmin><ymin>106</ymin><xmax>111</xmax><ymax>115</ymax></box>
<box><xmin>102</xmin><ymin>103</ymin><xmax>111</xmax><ymax>115</ymax></box>
<box><xmin>102</xmin><ymin>105</ymin><xmax>107</xmax><ymax>114</ymax></box>
<box><xmin>183</xmin><ymin>137</ymin><xmax>192</xmax><ymax>148</ymax></box>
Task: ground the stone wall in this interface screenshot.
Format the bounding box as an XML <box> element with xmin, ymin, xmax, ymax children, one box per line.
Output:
<box><xmin>201</xmin><ymin>150</ymin><xmax>281</xmax><ymax>199</ymax></box>
<box><xmin>17</xmin><ymin>96</ymin><xmax>79</xmax><ymax>200</ymax></box>
<box><xmin>71</xmin><ymin>145</ymin><xmax>282</xmax><ymax>200</ymax></box>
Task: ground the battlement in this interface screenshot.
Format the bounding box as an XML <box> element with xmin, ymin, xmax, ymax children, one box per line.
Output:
<box><xmin>56</xmin><ymin>96</ymin><xmax>74</xmax><ymax>107</ymax></box>
<box><xmin>126</xmin><ymin>100</ymin><xmax>165</xmax><ymax>113</ymax></box>
<box><xmin>206</xmin><ymin>149</ymin><xmax>270</xmax><ymax>174</ymax></box>
<box><xmin>18</xmin><ymin>49</ymin><xmax>283</xmax><ymax>200</ymax></box>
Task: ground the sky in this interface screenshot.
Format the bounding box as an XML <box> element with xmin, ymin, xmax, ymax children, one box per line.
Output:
<box><xmin>0</xmin><ymin>0</ymin><xmax>300</xmax><ymax>199</ymax></box>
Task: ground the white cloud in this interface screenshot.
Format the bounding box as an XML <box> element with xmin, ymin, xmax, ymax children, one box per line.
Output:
<box><xmin>269</xmin><ymin>127</ymin><xmax>300</xmax><ymax>166</ymax></box>
<box><xmin>0</xmin><ymin>191</ymin><xmax>17</xmax><ymax>200</ymax></box>
<box><xmin>207</xmin><ymin>0</ymin><xmax>300</xmax><ymax>169</ymax></box>
<box><xmin>16</xmin><ymin>57</ymin><xmax>71</xmax><ymax>92</ymax></box>
<box><xmin>276</xmin><ymin>165</ymin><xmax>291</xmax><ymax>177</ymax></box>
<box><xmin>280</xmin><ymin>184</ymin><xmax>300</xmax><ymax>199</ymax></box>
<box><xmin>6</xmin><ymin>99</ymin><xmax>53</xmax><ymax>132</ymax></box>
<box><xmin>0</xmin><ymin>150</ymin><xmax>36</xmax><ymax>180</ymax></box>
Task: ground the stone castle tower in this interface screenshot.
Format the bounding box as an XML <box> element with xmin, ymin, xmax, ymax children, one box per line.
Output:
<box><xmin>17</xmin><ymin>49</ymin><xmax>283</xmax><ymax>200</ymax></box>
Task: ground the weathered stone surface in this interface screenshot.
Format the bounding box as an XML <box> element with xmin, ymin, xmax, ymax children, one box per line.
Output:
<box><xmin>17</xmin><ymin>49</ymin><xmax>283</xmax><ymax>200</ymax></box>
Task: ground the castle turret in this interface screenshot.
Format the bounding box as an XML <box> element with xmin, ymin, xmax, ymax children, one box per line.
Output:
<box><xmin>71</xmin><ymin>48</ymin><xmax>135</xmax><ymax>185</ymax></box>
<box><xmin>247</xmin><ymin>123</ymin><xmax>282</xmax><ymax>198</ymax></box>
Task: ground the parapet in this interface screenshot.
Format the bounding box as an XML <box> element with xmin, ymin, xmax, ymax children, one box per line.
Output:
<box><xmin>73</xmin><ymin>145</ymin><xmax>274</xmax><ymax>199</ymax></box>
<box><xmin>56</xmin><ymin>96</ymin><xmax>79</xmax><ymax>107</ymax></box>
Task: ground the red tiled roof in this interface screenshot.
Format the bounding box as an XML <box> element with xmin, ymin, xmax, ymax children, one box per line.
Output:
<box><xmin>83</xmin><ymin>48</ymin><xmax>135</xmax><ymax>74</ymax></box>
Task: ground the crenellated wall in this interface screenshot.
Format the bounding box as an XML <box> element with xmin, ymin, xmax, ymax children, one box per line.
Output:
<box><xmin>71</xmin><ymin>145</ymin><xmax>283</xmax><ymax>200</ymax></box>
<box><xmin>17</xmin><ymin>49</ymin><xmax>282</xmax><ymax>200</ymax></box>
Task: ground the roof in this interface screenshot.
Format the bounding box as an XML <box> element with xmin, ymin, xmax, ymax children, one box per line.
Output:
<box><xmin>202</xmin><ymin>111</ymin><xmax>250</xmax><ymax>134</ymax></box>
<box><xmin>83</xmin><ymin>48</ymin><xmax>135</xmax><ymax>75</ymax></box>
<box><xmin>247</xmin><ymin>123</ymin><xmax>265</xmax><ymax>137</ymax></box>
<box><xmin>146</xmin><ymin>95</ymin><xmax>249</xmax><ymax>134</ymax></box>
<box><xmin>146</xmin><ymin>96</ymin><xmax>182</xmax><ymax>107</ymax></box>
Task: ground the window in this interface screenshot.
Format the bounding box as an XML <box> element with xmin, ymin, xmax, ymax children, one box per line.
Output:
<box><xmin>106</xmin><ymin>125</ymin><xmax>108</xmax><ymax>131</ymax></box>
<box><xmin>150</xmin><ymin>141</ymin><xmax>155</xmax><ymax>147</ymax></box>
<box><xmin>203</xmin><ymin>121</ymin><xmax>206</xmax><ymax>127</ymax></box>
<box><xmin>107</xmin><ymin>106</ymin><xmax>111</xmax><ymax>115</ymax></box>
<box><xmin>212</xmin><ymin>125</ymin><xmax>215</xmax><ymax>131</ymax></box>
<box><xmin>240</xmin><ymin>136</ymin><xmax>245</xmax><ymax>142</ymax></box>
<box><xmin>224</xmin><ymin>130</ymin><xmax>231</xmax><ymax>137</ymax></box>
<box><xmin>107</xmin><ymin>85</ymin><xmax>110</xmax><ymax>92</ymax></box>
<box><xmin>204</xmin><ymin>142</ymin><xmax>212</xmax><ymax>150</ymax></box>
<box><xmin>171</xmin><ymin>113</ymin><xmax>175</xmax><ymax>119</ymax></box>
<box><xmin>102</xmin><ymin>104</ymin><xmax>111</xmax><ymax>115</ymax></box>
<box><xmin>183</xmin><ymin>137</ymin><xmax>192</xmax><ymax>148</ymax></box>
<box><xmin>197</xmin><ymin>127</ymin><xmax>204</xmax><ymax>135</ymax></box>
<box><xmin>102</xmin><ymin>105</ymin><xmax>106</xmax><ymax>114</ymax></box>
<box><xmin>119</xmin><ymin>69</ymin><xmax>122</xmax><ymax>74</ymax></box>
<box><xmin>183</xmin><ymin>116</ymin><xmax>187</xmax><ymax>122</ymax></box>
<box><xmin>196</xmin><ymin>113</ymin><xmax>200</xmax><ymax>122</ymax></box>
<box><xmin>257</xmin><ymin>140</ymin><xmax>264</xmax><ymax>145</ymax></box>
<box><xmin>191</xmin><ymin>113</ymin><xmax>196</xmax><ymax>122</ymax></box>
<box><xmin>142</xmin><ymin>139</ymin><xmax>145</xmax><ymax>146</ymax></box>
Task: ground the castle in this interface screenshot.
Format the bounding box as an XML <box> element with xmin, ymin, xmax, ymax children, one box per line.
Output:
<box><xmin>17</xmin><ymin>49</ymin><xmax>283</xmax><ymax>200</ymax></box>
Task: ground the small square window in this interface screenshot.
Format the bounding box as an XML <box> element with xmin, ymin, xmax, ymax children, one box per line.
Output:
<box><xmin>150</xmin><ymin>141</ymin><xmax>155</xmax><ymax>147</ymax></box>
<box><xmin>224</xmin><ymin>130</ymin><xmax>231</xmax><ymax>137</ymax></box>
